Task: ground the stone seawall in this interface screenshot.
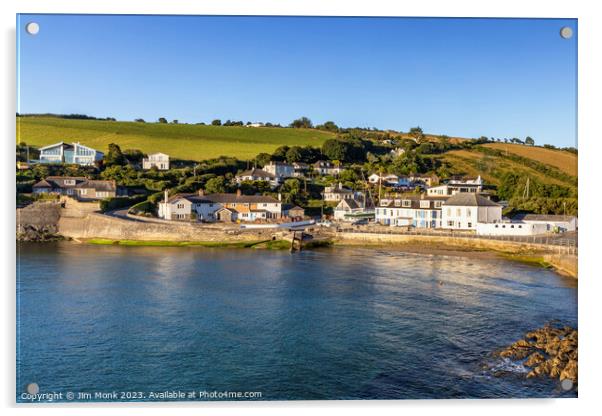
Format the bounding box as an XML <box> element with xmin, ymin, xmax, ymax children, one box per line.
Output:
<box><xmin>58</xmin><ymin>213</ymin><xmax>282</xmax><ymax>243</ymax></box>
<box><xmin>334</xmin><ymin>231</ymin><xmax>551</xmax><ymax>252</ymax></box>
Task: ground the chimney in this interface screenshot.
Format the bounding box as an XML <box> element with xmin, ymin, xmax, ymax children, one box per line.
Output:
<box><xmin>278</xmin><ymin>193</ymin><xmax>282</xmax><ymax>201</ymax></box>
<box><xmin>198</xmin><ymin>189</ymin><xmax>204</xmax><ymax>196</ymax></box>
<box><xmin>164</xmin><ymin>189</ymin><xmax>169</xmax><ymax>202</ymax></box>
<box><xmin>236</xmin><ymin>188</ymin><xmax>242</xmax><ymax>197</ymax></box>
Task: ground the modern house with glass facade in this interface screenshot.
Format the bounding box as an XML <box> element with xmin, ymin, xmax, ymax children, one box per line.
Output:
<box><xmin>38</xmin><ymin>142</ymin><xmax>104</xmax><ymax>166</ymax></box>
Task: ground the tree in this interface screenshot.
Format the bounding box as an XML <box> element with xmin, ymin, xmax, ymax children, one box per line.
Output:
<box><xmin>316</xmin><ymin>121</ymin><xmax>339</xmax><ymax>132</ymax></box>
<box><xmin>104</xmin><ymin>143</ymin><xmax>127</xmax><ymax>166</ymax></box>
<box><xmin>134</xmin><ymin>118</ymin><xmax>145</xmax><ymax>123</ymax></box>
<box><xmin>271</xmin><ymin>146</ymin><xmax>290</xmax><ymax>161</ymax></box>
<box><xmin>158</xmin><ymin>117</ymin><xmax>167</xmax><ymax>124</ymax></box>
<box><xmin>172</xmin><ymin>119</ymin><xmax>179</xmax><ymax>124</ymax></box>
<box><xmin>285</xmin><ymin>146</ymin><xmax>304</xmax><ymax>163</ymax></box>
<box><xmin>525</xmin><ymin>136</ymin><xmax>535</xmax><ymax>146</ymax></box>
<box><xmin>408</xmin><ymin>126</ymin><xmax>424</xmax><ymax>143</ymax></box>
<box><xmin>254</xmin><ymin>153</ymin><xmax>272</xmax><ymax>168</ymax></box>
<box><xmin>204</xmin><ymin>177</ymin><xmax>226</xmax><ymax>194</ymax></box>
<box><xmin>211</xmin><ymin>119</ymin><xmax>222</xmax><ymax>126</ymax></box>
<box><xmin>123</xmin><ymin>149</ymin><xmax>145</xmax><ymax>165</ymax></box>
<box><xmin>290</xmin><ymin>117</ymin><xmax>313</xmax><ymax>129</ymax></box>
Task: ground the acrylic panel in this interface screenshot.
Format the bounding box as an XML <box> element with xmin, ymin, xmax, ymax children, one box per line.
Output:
<box><xmin>16</xmin><ymin>14</ymin><xmax>578</xmax><ymax>403</ymax></box>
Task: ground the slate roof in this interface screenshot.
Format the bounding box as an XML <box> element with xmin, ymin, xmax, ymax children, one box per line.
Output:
<box><xmin>172</xmin><ymin>193</ymin><xmax>281</xmax><ymax>204</ymax></box>
<box><xmin>443</xmin><ymin>193</ymin><xmax>500</xmax><ymax>207</ymax></box>
<box><xmin>32</xmin><ymin>177</ymin><xmax>116</xmax><ymax>192</ymax></box>
<box><xmin>236</xmin><ymin>169</ymin><xmax>276</xmax><ymax>179</ymax></box>
<box><xmin>511</xmin><ymin>213</ymin><xmax>576</xmax><ymax>222</ymax></box>
<box><xmin>77</xmin><ymin>180</ymin><xmax>117</xmax><ymax>192</ymax></box>
<box><xmin>379</xmin><ymin>195</ymin><xmax>448</xmax><ymax>210</ymax></box>
<box><xmin>33</xmin><ymin>176</ymin><xmax>87</xmax><ymax>189</ymax></box>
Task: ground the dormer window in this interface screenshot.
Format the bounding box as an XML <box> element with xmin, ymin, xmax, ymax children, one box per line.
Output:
<box><xmin>402</xmin><ymin>200</ymin><xmax>411</xmax><ymax>207</ymax></box>
<box><xmin>420</xmin><ymin>200</ymin><xmax>430</xmax><ymax>209</ymax></box>
<box><xmin>64</xmin><ymin>179</ymin><xmax>75</xmax><ymax>186</ymax></box>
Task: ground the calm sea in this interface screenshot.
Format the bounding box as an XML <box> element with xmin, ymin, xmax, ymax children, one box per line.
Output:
<box><xmin>16</xmin><ymin>242</ymin><xmax>577</xmax><ymax>401</ymax></box>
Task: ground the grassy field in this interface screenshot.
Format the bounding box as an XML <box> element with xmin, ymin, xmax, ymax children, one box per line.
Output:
<box><xmin>17</xmin><ymin>117</ymin><xmax>335</xmax><ymax>161</ymax></box>
<box><xmin>483</xmin><ymin>143</ymin><xmax>577</xmax><ymax>176</ymax></box>
<box><xmin>439</xmin><ymin>148</ymin><xmax>576</xmax><ymax>189</ymax></box>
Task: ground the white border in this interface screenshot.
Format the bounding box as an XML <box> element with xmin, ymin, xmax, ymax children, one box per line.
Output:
<box><xmin>2</xmin><ymin>1</ymin><xmax>601</xmax><ymax>415</ymax></box>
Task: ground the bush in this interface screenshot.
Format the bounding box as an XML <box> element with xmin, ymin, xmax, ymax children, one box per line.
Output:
<box><xmin>99</xmin><ymin>195</ymin><xmax>147</xmax><ymax>212</ymax></box>
<box><xmin>128</xmin><ymin>200</ymin><xmax>155</xmax><ymax>216</ymax></box>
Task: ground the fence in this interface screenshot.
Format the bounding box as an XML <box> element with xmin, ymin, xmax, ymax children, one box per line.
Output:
<box><xmin>335</xmin><ymin>226</ymin><xmax>578</xmax><ymax>255</ymax></box>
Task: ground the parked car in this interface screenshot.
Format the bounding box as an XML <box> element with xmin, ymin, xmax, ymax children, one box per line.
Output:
<box><xmin>351</xmin><ymin>219</ymin><xmax>369</xmax><ymax>226</ymax></box>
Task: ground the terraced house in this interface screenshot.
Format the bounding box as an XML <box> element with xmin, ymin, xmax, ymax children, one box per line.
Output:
<box><xmin>158</xmin><ymin>189</ymin><xmax>282</xmax><ymax>222</ymax></box>
<box><xmin>32</xmin><ymin>176</ymin><xmax>117</xmax><ymax>200</ymax></box>
<box><xmin>375</xmin><ymin>195</ymin><xmax>448</xmax><ymax>228</ymax></box>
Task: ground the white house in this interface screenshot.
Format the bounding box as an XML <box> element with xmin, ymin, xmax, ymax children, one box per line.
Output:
<box><xmin>263</xmin><ymin>161</ymin><xmax>294</xmax><ymax>179</ymax></box>
<box><xmin>368</xmin><ymin>173</ymin><xmax>412</xmax><ymax>188</ymax></box>
<box><xmin>158</xmin><ymin>190</ymin><xmax>282</xmax><ymax>222</ymax></box>
<box><xmin>333</xmin><ymin>198</ymin><xmax>374</xmax><ymax>221</ymax></box>
<box><xmin>375</xmin><ymin>195</ymin><xmax>447</xmax><ymax>228</ymax></box>
<box><xmin>39</xmin><ymin>142</ymin><xmax>104</xmax><ymax>166</ymax></box>
<box><xmin>235</xmin><ymin>168</ymin><xmax>279</xmax><ymax>187</ymax></box>
<box><xmin>323</xmin><ymin>183</ymin><xmax>365</xmax><ymax>204</ymax></box>
<box><xmin>314</xmin><ymin>161</ymin><xmax>344</xmax><ymax>176</ymax></box>
<box><xmin>476</xmin><ymin>221</ymin><xmax>550</xmax><ymax>236</ymax></box>
<box><xmin>292</xmin><ymin>162</ymin><xmax>309</xmax><ymax>177</ymax></box>
<box><xmin>510</xmin><ymin>213</ymin><xmax>577</xmax><ymax>233</ymax></box>
<box><xmin>441</xmin><ymin>193</ymin><xmax>502</xmax><ymax>230</ymax></box>
<box><xmin>142</xmin><ymin>153</ymin><xmax>170</xmax><ymax>170</ymax></box>
<box><xmin>428</xmin><ymin>176</ymin><xmax>485</xmax><ymax>196</ymax></box>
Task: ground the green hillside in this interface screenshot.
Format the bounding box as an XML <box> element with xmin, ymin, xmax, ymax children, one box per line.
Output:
<box><xmin>17</xmin><ymin>117</ymin><xmax>335</xmax><ymax>161</ymax></box>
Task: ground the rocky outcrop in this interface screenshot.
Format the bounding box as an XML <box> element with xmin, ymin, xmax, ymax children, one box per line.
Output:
<box><xmin>16</xmin><ymin>201</ymin><xmax>63</xmax><ymax>242</ymax></box>
<box><xmin>497</xmin><ymin>324</ymin><xmax>577</xmax><ymax>384</ymax></box>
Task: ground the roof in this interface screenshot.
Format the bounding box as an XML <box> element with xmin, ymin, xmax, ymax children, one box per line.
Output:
<box><xmin>283</xmin><ymin>204</ymin><xmax>304</xmax><ymax>212</ymax></box>
<box><xmin>379</xmin><ymin>195</ymin><xmax>448</xmax><ymax>210</ymax></box>
<box><xmin>337</xmin><ymin>199</ymin><xmax>361</xmax><ymax>210</ymax></box>
<box><xmin>77</xmin><ymin>180</ymin><xmax>116</xmax><ymax>192</ymax></box>
<box><xmin>39</xmin><ymin>142</ymin><xmax>73</xmax><ymax>151</ymax></box>
<box><xmin>236</xmin><ymin>169</ymin><xmax>275</xmax><ymax>179</ymax></box>
<box><xmin>172</xmin><ymin>192</ymin><xmax>280</xmax><ymax>205</ymax></box>
<box><xmin>32</xmin><ymin>179</ymin><xmax>52</xmax><ymax>188</ymax></box>
<box><xmin>443</xmin><ymin>193</ymin><xmax>500</xmax><ymax>207</ymax></box>
<box><xmin>511</xmin><ymin>213</ymin><xmax>576</xmax><ymax>222</ymax></box>
<box><xmin>34</xmin><ymin>176</ymin><xmax>87</xmax><ymax>188</ymax></box>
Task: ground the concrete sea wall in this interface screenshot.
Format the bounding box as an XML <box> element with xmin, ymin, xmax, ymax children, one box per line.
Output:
<box><xmin>58</xmin><ymin>213</ymin><xmax>282</xmax><ymax>243</ymax></box>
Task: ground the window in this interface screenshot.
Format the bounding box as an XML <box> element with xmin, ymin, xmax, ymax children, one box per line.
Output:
<box><xmin>394</xmin><ymin>200</ymin><xmax>401</xmax><ymax>207</ymax></box>
<box><xmin>80</xmin><ymin>189</ymin><xmax>87</xmax><ymax>195</ymax></box>
<box><xmin>446</xmin><ymin>208</ymin><xmax>451</xmax><ymax>217</ymax></box>
<box><xmin>511</xmin><ymin>225</ymin><xmax>514</xmax><ymax>228</ymax></box>
<box><xmin>177</xmin><ymin>203</ymin><xmax>185</xmax><ymax>209</ymax></box>
<box><xmin>467</xmin><ymin>222</ymin><xmax>472</xmax><ymax>228</ymax></box>
<box><xmin>434</xmin><ymin>201</ymin><xmax>442</xmax><ymax>208</ymax></box>
<box><xmin>402</xmin><ymin>200</ymin><xmax>411</xmax><ymax>207</ymax></box>
<box><xmin>64</xmin><ymin>180</ymin><xmax>75</xmax><ymax>186</ymax></box>
<box><xmin>466</xmin><ymin>208</ymin><xmax>471</xmax><ymax>217</ymax></box>
<box><xmin>447</xmin><ymin>221</ymin><xmax>454</xmax><ymax>227</ymax></box>
<box><xmin>495</xmin><ymin>224</ymin><xmax>499</xmax><ymax>228</ymax></box>
<box><xmin>518</xmin><ymin>225</ymin><xmax>522</xmax><ymax>228</ymax></box>
<box><xmin>456</xmin><ymin>208</ymin><xmax>461</xmax><ymax>217</ymax></box>
<box><xmin>420</xmin><ymin>200</ymin><xmax>430</xmax><ymax>209</ymax></box>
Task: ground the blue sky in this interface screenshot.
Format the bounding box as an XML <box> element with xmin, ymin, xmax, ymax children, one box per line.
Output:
<box><xmin>17</xmin><ymin>15</ymin><xmax>577</xmax><ymax>147</ymax></box>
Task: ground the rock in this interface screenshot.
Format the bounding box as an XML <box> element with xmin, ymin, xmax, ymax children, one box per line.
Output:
<box><xmin>560</xmin><ymin>360</ymin><xmax>578</xmax><ymax>382</ymax></box>
<box><xmin>524</xmin><ymin>352</ymin><xmax>545</xmax><ymax>367</ymax></box>
<box><xmin>493</xmin><ymin>323</ymin><xmax>578</xmax><ymax>386</ymax></box>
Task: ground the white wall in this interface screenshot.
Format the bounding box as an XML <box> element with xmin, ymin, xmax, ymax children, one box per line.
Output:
<box><xmin>476</xmin><ymin>222</ymin><xmax>549</xmax><ymax>236</ymax></box>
